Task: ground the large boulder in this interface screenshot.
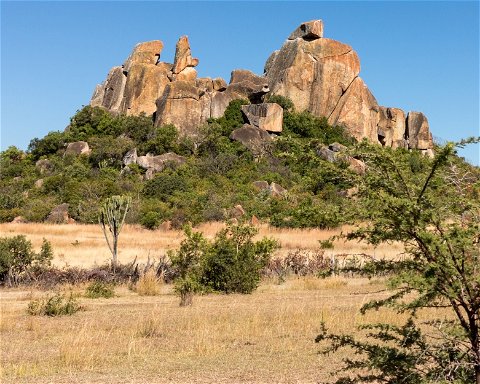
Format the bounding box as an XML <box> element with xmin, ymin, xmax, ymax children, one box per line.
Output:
<box><xmin>123</xmin><ymin>40</ymin><xmax>163</xmax><ymax>72</ymax></box>
<box><xmin>328</xmin><ymin>77</ymin><xmax>379</xmax><ymax>142</ymax></box>
<box><xmin>46</xmin><ymin>203</ymin><xmax>73</xmax><ymax>224</ymax></box>
<box><xmin>241</xmin><ymin>103</ymin><xmax>283</xmax><ymax>133</ymax></box>
<box><xmin>121</xmin><ymin>62</ymin><xmax>171</xmax><ymax>116</ymax></box>
<box><xmin>265</xmin><ymin>37</ymin><xmax>360</xmax><ymax>117</ymax></box>
<box><xmin>288</xmin><ymin>20</ymin><xmax>324</xmax><ymax>40</ymax></box>
<box><xmin>406</xmin><ymin>112</ymin><xmax>433</xmax><ymax>150</ymax></box>
<box><xmin>65</xmin><ymin>141</ymin><xmax>91</xmax><ymax>156</ymax></box>
<box><xmin>123</xmin><ymin>148</ymin><xmax>138</xmax><ymax>166</ymax></box>
<box><xmin>377</xmin><ymin>107</ymin><xmax>407</xmax><ymax>148</ymax></box>
<box><xmin>35</xmin><ymin>159</ymin><xmax>54</xmax><ymax>175</ymax></box>
<box><xmin>172</xmin><ymin>36</ymin><xmax>199</xmax><ymax>75</ymax></box>
<box><xmin>136</xmin><ymin>152</ymin><xmax>186</xmax><ymax>172</ymax></box>
<box><xmin>155</xmin><ymin>81</ymin><xmax>202</xmax><ymax>135</ymax></box>
<box><xmin>230</xmin><ymin>124</ymin><xmax>273</xmax><ymax>156</ymax></box>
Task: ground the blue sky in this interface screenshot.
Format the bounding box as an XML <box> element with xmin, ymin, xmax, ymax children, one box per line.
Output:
<box><xmin>1</xmin><ymin>1</ymin><xmax>479</xmax><ymax>164</ymax></box>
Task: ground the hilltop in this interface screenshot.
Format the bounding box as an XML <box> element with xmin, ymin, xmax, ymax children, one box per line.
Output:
<box><xmin>0</xmin><ymin>20</ymin><xmax>476</xmax><ymax>229</ymax></box>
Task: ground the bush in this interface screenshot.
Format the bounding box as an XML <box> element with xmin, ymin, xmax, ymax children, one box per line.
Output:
<box><xmin>200</xmin><ymin>224</ymin><xmax>279</xmax><ymax>293</ymax></box>
<box><xmin>27</xmin><ymin>293</ymin><xmax>82</xmax><ymax>316</ymax></box>
<box><xmin>84</xmin><ymin>281</ymin><xmax>115</xmax><ymax>298</ymax></box>
<box><xmin>0</xmin><ymin>236</ymin><xmax>53</xmax><ymax>285</ymax></box>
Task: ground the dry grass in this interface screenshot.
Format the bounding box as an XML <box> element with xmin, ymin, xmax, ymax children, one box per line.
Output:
<box><xmin>0</xmin><ymin>223</ymin><xmax>412</xmax><ymax>383</ymax></box>
<box><xmin>1</xmin><ymin>277</ymin><xmax>413</xmax><ymax>384</ymax></box>
<box><xmin>0</xmin><ymin>222</ymin><xmax>404</xmax><ymax>268</ymax></box>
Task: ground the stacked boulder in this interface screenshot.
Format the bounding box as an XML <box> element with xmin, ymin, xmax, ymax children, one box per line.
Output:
<box><xmin>90</xmin><ymin>20</ymin><xmax>434</xmax><ymax>153</ymax></box>
<box><xmin>91</xmin><ymin>37</ymin><xmax>270</xmax><ymax>137</ymax></box>
<box><xmin>264</xmin><ymin>20</ymin><xmax>434</xmax><ymax>153</ymax></box>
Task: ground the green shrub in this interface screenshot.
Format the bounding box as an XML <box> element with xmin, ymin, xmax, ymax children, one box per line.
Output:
<box><xmin>0</xmin><ymin>236</ymin><xmax>53</xmax><ymax>285</ymax></box>
<box><xmin>200</xmin><ymin>224</ymin><xmax>278</xmax><ymax>293</ymax></box>
<box><xmin>140</xmin><ymin>211</ymin><xmax>163</xmax><ymax>230</ymax></box>
<box><xmin>27</xmin><ymin>293</ymin><xmax>82</xmax><ymax>316</ymax></box>
<box><xmin>84</xmin><ymin>281</ymin><xmax>115</xmax><ymax>298</ymax></box>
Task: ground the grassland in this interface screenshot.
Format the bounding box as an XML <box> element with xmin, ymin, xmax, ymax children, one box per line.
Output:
<box><xmin>0</xmin><ymin>223</ymin><xmax>407</xmax><ymax>383</ymax></box>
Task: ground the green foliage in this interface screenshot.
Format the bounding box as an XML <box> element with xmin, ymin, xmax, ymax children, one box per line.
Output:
<box><xmin>284</xmin><ymin>109</ymin><xmax>354</xmax><ymax>146</ymax></box>
<box><xmin>142</xmin><ymin>168</ymin><xmax>191</xmax><ymax>201</ymax></box>
<box><xmin>201</xmin><ymin>223</ymin><xmax>279</xmax><ymax>293</ymax></box>
<box><xmin>265</xmin><ymin>94</ymin><xmax>295</xmax><ymax>112</ymax></box>
<box><xmin>28</xmin><ymin>131</ymin><xmax>66</xmax><ymax>160</ymax></box>
<box><xmin>169</xmin><ymin>223</ymin><xmax>278</xmax><ymax>304</ymax></box>
<box><xmin>89</xmin><ymin>135</ymin><xmax>134</xmax><ymax>168</ymax></box>
<box><xmin>27</xmin><ymin>293</ymin><xmax>82</xmax><ymax>316</ymax></box>
<box><xmin>207</xmin><ymin>99</ymin><xmax>249</xmax><ymax>137</ymax></box>
<box><xmin>66</xmin><ymin>106</ymin><xmax>121</xmax><ymax>141</ymax></box>
<box><xmin>317</xmin><ymin>139</ymin><xmax>480</xmax><ymax>384</ymax></box>
<box><xmin>143</xmin><ymin>124</ymin><xmax>179</xmax><ymax>155</ymax></box>
<box><xmin>84</xmin><ymin>281</ymin><xmax>115</xmax><ymax>298</ymax></box>
<box><xmin>0</xmin><ymin>236</ymin><xmax>53</xmax><ymax>285</ymax></box>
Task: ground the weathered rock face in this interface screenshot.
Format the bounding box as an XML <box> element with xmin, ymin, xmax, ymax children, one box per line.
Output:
<box><xmin>230</xmin><ymin>124</ymin><xmax>272</xmax><ymax>156</ymax></box>
<box><xmin>65</xmin><ymin>141</ymin><xmax>91</xmax><ymax>156</ymax></box>
<box><xmin>288</xmin><ymin>20</ymin><xmax>324</xmax><ymax>40</ymax></box>
<box><xmin>46</xmin><ymin>203</ymin><xmax>74</xmax><ymax>224</ymax></box>
<box><xmin>241</xmin><ymin>103</ymin><xmax>283</xmax><ymax>133</ymax></box>
<box><xmin>264</xmin><ymin>20</ymin><xmax>434</xmax><ymax>151</ymax></box>
<box><xmin>406</xmin><ymin>112</ymin><xmax>433</xmax><ymax>150</ymax></box>
<box><xmin>90</xmin><ymin>20</ymin><xmax>434</xmax><ymax>151</ymax></box>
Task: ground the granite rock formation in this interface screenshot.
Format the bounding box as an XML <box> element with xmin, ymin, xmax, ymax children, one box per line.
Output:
<box><xmin>90</xmin><ymin>20</ymin><xmax>434</xmax><ymax>151</ymax></box>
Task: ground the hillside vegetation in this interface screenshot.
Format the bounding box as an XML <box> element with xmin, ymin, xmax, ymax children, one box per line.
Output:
<box><xmin>3</xmin><ymin>96</ymin><xmax>476</xmax><ymax>231</ymax></box>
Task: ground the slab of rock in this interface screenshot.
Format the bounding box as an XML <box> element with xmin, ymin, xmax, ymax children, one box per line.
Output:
<box><xmin>34</xmin><ymin>179</ymin><xmax>44</xmax><ymax>189</ymax></box>
<box><xmin>123</xmin><ymin>40</ymin><xmax>164</xmax><ymax>72</ymax></box>
<box><xmin>35</xmin><ymin>159</ymin><xmax>54</xmax><ymax>175</ymax></box>
<box><xmin>317</xmin><ymin>145</ymin><xmax>337</xmax><ymax>163</ymax></box>
<box><xmin>175</xmin><ymin>67</ymin><xmax>197</xmax><ymax>82</ymax></box>
<box><xmin>155</xmin><ymin>81</ymin><xmax>202</xmax><ymax>135</ymax></box>
<box><xmin>377</xmin><ymin>107</ymin><xmax>407</xmax><ymax>148</ymax></box>
<box><xmin>137</xmin><ymin>152</ymin><xmax>186</xmax><ymax>172</ymax></box>
<box><xmin>213</xmin><ymin>77</ymin><xmax>227</xmax><ymax>91</ymax></box>
<box><xmin>270</xmin><ymin>182</ymin><xmax>287</xmax><ymax>197</ymax></box>
<box><xmin>406</xmin><ymin>112</ymin><xmax>433</xmax><ymax>150</ymax></box>
<box><xmin>347</xmin><ymin>157</ymin><xmax>366</xmax><ymax>175</ymax></box>
<box><xmin>266</xmin><ymin>38</ymin><xmax>360</xmax><ymax>117</ymax></box>
<box><xmin>241</xmin><ymin>103</ymin><xmax>283</xmax><ymax>133</ymax></box>
<box><xmin>288</xmin><ymin>20</ymin><xmax>324</xmax><ymax>40</ymax></box>
<box><xmin>329</xmin><ymin>142</ymin><xmax>347</xmax><ymax>152</ymax></box>
<box><xmin>252</xmin><ymin>180</ymin><xmax>270</xmax><ymax>191</ymax></box>
<box><xmin>46</xmin><ymin>203</ymin><xmax>71</xmax><ymax>224</ymax></box>
<box><xmin>123</xmin><ymin>148</ymin><xmax>138</xmax><ymax>166</ymax></box>
<box><xmin>228</xmin><ymin>70</ymin><xmax>270</xmax><ymax>103</ymax></box>
<box><xmin>65</xmin><ymin>141</ymin><xmax>91</xmax><ymax>156</ymax></box>
<box><xmin>328</xmin><ymin>77</ymin><xmax>379</xmax><ymax>142</ymax></box>
<box><xmin>173</xmin><ymin>36</ymin><xmax>199</xmax><ymax>74</ymax></box>
<box><xmin>232</xmin><ymin>204</ymin><xmax>246</xmax><ymax>218</ymax></box>
<box><xmin>11</xmin><ymin>216</ymin><xmax>28</xmax><ymax>224</ymax></box>
<box><xmin>93</xmin><ymin>66</ymin><xmax>127</xmax><ymax>113</ymax></box>
<box><xmin>230</xmin><ymin>124</ymin><xmax>272</xmax><ymax>155</ymax></box>
<box><xmin>121</xmin><ymin>62</ymin><xmax>170</xmax><ymax>116</ymax></box>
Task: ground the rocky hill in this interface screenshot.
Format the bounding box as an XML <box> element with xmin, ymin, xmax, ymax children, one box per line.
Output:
<box><xmin>90</xmin><ymin>19</ymin><xmax>434</xmax><ymax>155</ymax></box>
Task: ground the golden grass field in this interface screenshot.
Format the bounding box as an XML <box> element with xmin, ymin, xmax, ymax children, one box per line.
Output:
<box><xmin>0</xmin><ymin>223</ymin><xmax>409</xmax><ymax>383</ymax></box>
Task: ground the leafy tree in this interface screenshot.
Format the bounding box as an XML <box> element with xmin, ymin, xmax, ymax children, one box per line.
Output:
<box><xmin>28</xmin><ymin>131</ymin><xmax>66</xmax><ymax>160</ymax></box>
<box><xmin>143</xmin><ymin>124</ymin><xmax>179</xmax><ymax>155</ymax></box>
<box><xmin>316</xmin><ymin>139</ymin><xmax>480</xmax><ymax>383</ymax></box>
<box><xmin>99</xmin><ymin>195</ymin><xmax>132</xmax><ymax>272</ymax></box>
<box><xmin>201</xmin><ymin>223</ymin><xmax>278</xmax><ymax>293</ymax></box>
<box><xmin>0</xmin><ymin>235</ymin><xmax>53</xmax><ymax>286</ymax></box>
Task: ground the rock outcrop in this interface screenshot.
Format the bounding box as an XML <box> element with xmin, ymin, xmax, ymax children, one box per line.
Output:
<box><xmin>90</xmin><ymin>20</ymin><xmax>434</xmax><ymax>152</ymax></box>
<box><xmin>241</xmin><ymin>103</ymin><xmax>283</xmax><ymax>133</ymax></box>
<box><xmin>230</xmin><ymin>124</ymin><xmax>273</xmax><ymax>156</ymax></box>
<box><xmin>64</xmin><ymin>141</ymin><xmax>91</xmax><ymax>156</ymax></box>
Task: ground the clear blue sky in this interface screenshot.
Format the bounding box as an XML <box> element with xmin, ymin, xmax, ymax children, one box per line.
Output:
<box><xmin>1</xmin><ymin>1</ymin><xmax>479</xmax><ymax>164</ymax></box>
